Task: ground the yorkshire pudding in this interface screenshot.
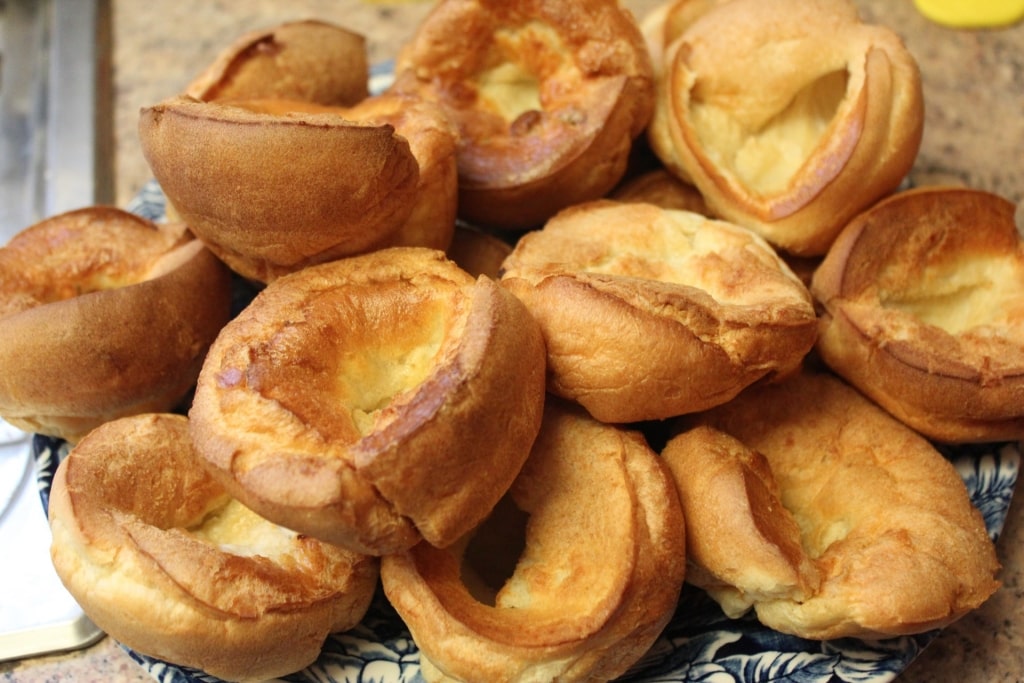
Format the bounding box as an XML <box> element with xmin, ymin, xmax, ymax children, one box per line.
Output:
<box><xmin>391</xmin><ymin>0</ymin><xmax>655</xmax><ymax>230</ymax></box>
<box><xmin>48</xmin><ymin>413</ymin><xmax>379</xmax><ymax>682</ymax></box>
<box><xmin>188</xmin><ymin>247</ymin><xmax>547</xmax><ymax>556</ymax></box>
<box><xmin>499</xmin><ymin>200</ymin><xmax>817</xmax><ymax>423</ymax></box>
<box><xmin>139</xmin><ymin>91</ymin><xmax>458</xmax><ymax>283</ymax></box>
<box><xmin>811</xmin><ymin>186</ymin><xmax>1024</xmax><ymax>443</ymax></box>
<box><xmin>647</xmin><ymin>0</ymin><xmax>924</xmax><ymax>256</ymax></box>
<box><xmin>185</xmin><ymin>19</ymin><xmax>369</xmax><ymax>106</ymax></box>
<box><xmin>0</xmin><ymin>207</ymin><xmax>231</xmax><ymax>442</ymax></box>
<box><xmin>663</xmin><ymin>370</ymin><xmax>1001</xmax><ymax>640</ymax></box>
<box><xmin>381</xmin><ymin>398</ymin><xmax>686</xmax><ymax>682</ymax></box>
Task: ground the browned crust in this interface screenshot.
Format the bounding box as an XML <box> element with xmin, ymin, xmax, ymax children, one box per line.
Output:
<box><xmin>647</xmin><ymin>0</ymin><xmax>923</xmax><ymax>256</ymax></box>
<box><xmin>500</xmin><ymin>200</ymin><xmax>817</xmax><ymax>422</ymax></box>
<box><xmin>48</xmin><ymin>413</ymin><xmax>379</xmax><ymax>682</ymax></box>
<box><xmin>670</xmin><ymin>370</ymin><xmax>1001</xmax><ymax>640</ymax></box>
<box><xmin>0</xmin><ymin>209</ymin><xmax>232</xmax><ymax>442</ymax></box>
<box><xmin>381</xmin><ymin>399</ymin><xmax>686</xmax><ymax>682</ymax></box>
<box><xmin>188</xmin><ymin>247</ymin><xmax>547</xmax><ymax>555</ymax></box>
<box><xmin>186</xmin><ymin>19</ymin><xmax>369</xmax><ymax>107</ymax></box>
<box><xmin>391</xmin><ymin>0</ymin><xmax>655</xmax><ymax>230</ymax></box>
<box><xmin>662</xmin><ymin>424</ymin><xmax>820</xmax><ymax>617</ymax></box>
<box><xmin>811</xmin><ymin>186</ymin><xmax>1024</xmax><ymax>442</ymax></box>
<box><xmin>138</xmin><ymin>96</ymin><xmax>423</xmax><ymax>282</ymax></box>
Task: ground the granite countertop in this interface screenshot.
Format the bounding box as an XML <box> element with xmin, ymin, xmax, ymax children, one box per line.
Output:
<box><xmin>2</xmin><ymin>1</ymin><xmax>1023</xmax><ymax>682</ymax></box>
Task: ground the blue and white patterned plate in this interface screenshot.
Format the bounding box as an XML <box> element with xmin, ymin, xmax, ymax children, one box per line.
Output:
<box><xmin>32</xmin><ymin>430</ymin><xmax>1020</xmax><ymax>683</ymax></box>
<box><xmin>30</xmin><ymin>63</ymin><xmax>1021</xmax><ymax>681</ymax></box>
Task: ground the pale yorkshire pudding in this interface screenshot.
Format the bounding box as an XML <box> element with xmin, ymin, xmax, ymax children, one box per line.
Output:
<box><xmin>188</xmin><ymin>247</ymin><xmax>547</xmax><ymax>556</ymax></box>
<box><xmin>185</xmin><ymin>19</ymin><xmax>369</xmax><ymax>107</ymax></box>
<box><xmin>48</xmin><ymin>413</ymin><xmax>379</xmax><ymax>683</ymax></box>
<box><xmin>381</xmin><ymin>398</ymin><xmax>686</xmax><ymax>683</ymax></box>
<box><xmin>647</xmin><ymin>0</ymin><xmax>924</xmax><ymax>256</ymax></box>
<box><xmin>0</xmin><ymin>207</ymin><xmax>232</xmax><ymax>442</ymax></box>
<box><xmin>664</xmin><ymin>371</ymin><xmax>1001</xmax><ymax>640</ymax></box>
<box><xmin>499</xmin><ymin>200</ymin><xmax>817</xmax><ymax>423</ymax></box>
<box><xmin>390</xmin><ymin>0</ymin><xmax>655</xmax><ymax>230</ymax></box>
<box><xmin>811</xmin><ymin>186</ymin><xmax>1024</xmax><ymax>443</ymax></box>
<box><xmin>139</xmin><ymin>91</ymin><xmax>459</xmax><ymax>283</ymax></box>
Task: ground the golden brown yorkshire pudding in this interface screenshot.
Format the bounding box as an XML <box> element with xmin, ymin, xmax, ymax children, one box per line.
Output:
<box><xmin>390</xmin><ymin>0</ymin><xmax>655</xmax><ymax>230</ymax></box>
<box><xmin>139</xmin><ymin>91</ymin><xmax>458</xmax><ymax>283</ymax></box>
<box><xmin>381</xmin><ymin>398</ymin><xmax>686</xmax><ymax>683</ymax></box>
<box><xmin>499</xmin><ymin>200</ymin><xmax>817</xmax><ymax>423</ymax></box>
<box><xmin>185</xmin><ymin>19</ymin><xmax>369</xmax><ymax>107</ymax></box>
<box><xmin>189</xmin><ymin>247</ymin><xmax>547</xmax><ymax>556</ymax></box>
<box><xmin>663</xmin><ymin>371</ymin><xmax>1001</xmax><ymax>640</ymax></box>
<box><xmin>0</xmin><ymin>207</ymin><xmax>232</xmax><ymax>442</ymax></box>
<box><xmin>48</xmin><ymin>413</ymin><xmax>379</xmax><ymax>683</ymax></box>
<box><xmin>811</xmin><ymin>186</ymin><xmax>1024</xmax><ymax>443</ymax></box>
<box><xmin>647</xmin><ymin>0</ymin><xmax>924</xmax><ymax>256</ymax></box>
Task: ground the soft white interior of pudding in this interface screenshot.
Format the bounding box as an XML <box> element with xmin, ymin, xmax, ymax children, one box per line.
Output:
<box><xmin>690</xmin><ymin>70</ymin><xmax>848</xmax><ymax>196</ymax></box>
<box><xmin>477</xmin><ymin>60</ymin><xmax>543</xmax><ymax>122</ymax></box>
<box><xmin>474</xmin><ymin>22</ymin><xmax>571</xmax><ymax>122</ymax></box>
<box><xmin>581</xmin><ymin>210</ymin><xmax>799</xmax><ymax>306</ymax></box>
<box><xmin>189</xmin><ymin>498</ymin><xmax>298</xmax><ymax>560</ymax></box>
<box><xmin>338</xmin><ymin>296</ymin><xmax>453</xmax><ymax>435</ymax></box>
<box><xmin>880</xmin><ymin>256</ymin><xmax>1022</xmax><ymax>334</ymax></box>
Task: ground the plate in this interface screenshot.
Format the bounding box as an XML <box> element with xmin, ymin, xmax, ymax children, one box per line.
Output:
<box><xmin>30</xmin><ymin>177</ymin><xmax>1022</xmax><ymax>683</ymax></box>
<box><xmin>29</xmin><ymin>59</ymin><xmax>1021</xmax><ymax>680</ymax></box>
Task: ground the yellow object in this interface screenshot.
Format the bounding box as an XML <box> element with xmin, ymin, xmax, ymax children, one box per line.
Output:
<box><xmin>913</xmin><ymin>0</ymin><xmax>1024</xmax><ymax>28</ymax></box>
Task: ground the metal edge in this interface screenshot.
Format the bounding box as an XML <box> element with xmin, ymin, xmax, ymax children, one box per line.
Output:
<box><xmin>0</xmin><ymin>614</ymin><xmax>105</xmax><ymax>663</ymax></box>
<box><xmin>45</xmin><ymin>0</ymin><xmax>112</xmax><ymax>215</ymax></box>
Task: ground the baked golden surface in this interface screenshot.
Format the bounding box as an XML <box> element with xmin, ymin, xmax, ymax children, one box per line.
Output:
<box><xmin>812</xmin><ymin>186</ymin><xmax>1024</xmax><ymax>443</ymax></box>
<box><xmin>665</xmin><ymin>371</ymin><xmax>1001</xmax><ymax>639</ymax></box>
<box><xmin>392</xmin><ymin>0</ymin><xmax>656</xmax><ymax>230</ymax></box>
<box><xmin>500</xmin><ymin>199</ymin><xmax>817</xmax><ymax>422</ymax></box>
<box><xmin>189</xmin><ymin>247</ymin><xmax>547</xmax><ymax>555</ymax></box>
<box><xmin>647</xmin><ymin>0</ymin><xmax>924</xmax><ymax>256</ymax></box>
<box><xmin>48</xmin><ymin>413</ymin><xmax>379</xmax><ymax>682</ymax></box>
<box><xmin>382</xmin><ymin>398</ymin><xmax>686</xmax><ymax>682</ymax></box>
<box><xmin>0</xmin><ymin>207</ymin><xmax>232</xmax><ymax>442</ymax></box>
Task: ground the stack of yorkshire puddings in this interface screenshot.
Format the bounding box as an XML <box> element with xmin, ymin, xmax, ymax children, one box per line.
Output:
<box><xmin>0</xmin><ymin>0</ymin><xmax>1017</xmax><ymax>681</ymax></box>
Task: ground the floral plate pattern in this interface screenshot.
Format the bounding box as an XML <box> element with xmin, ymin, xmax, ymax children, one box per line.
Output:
<box><xmin>32</xmin><ymin>431</ymin><xmax>1019</xmax><ymax>683</ymax></box>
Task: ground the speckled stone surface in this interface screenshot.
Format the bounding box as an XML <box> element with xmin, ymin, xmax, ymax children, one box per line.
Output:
<box><xmin>3</xmin><ymin>1</ymin><xmax>1022</xmax><ymax>682</ymax></box>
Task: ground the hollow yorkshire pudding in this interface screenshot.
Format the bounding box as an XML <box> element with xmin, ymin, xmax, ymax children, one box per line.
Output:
<box><xmin>185</xmin><ymin>19</ymin><xmax>369</xmax><ymax>107</ymax></box>
<box><xmin>48</xmin><ymin>413</ymin><xmax>379</xmax><ymax>682</ymax></box>
<box><xmin>139</xmin><ymin>90</ymin><xmax>459</xmax><ymax>283</ymax></box>
<box><xmin>390</xmin><ymin>0</ymin><xmax>655</xmax><ymax>230</ymax></box>
<box><xmin>499</xmin><ymin>200</ymin><xmax>817</xmax><ymax>423</ymax></box>
<box><xmin>811</xmin><ymin>186</ymin><xmax>1024</xmax><ymax>443</ymax></box>
<box><xmin>188</xmin><ymin>247</ymin><xmax>547</xmax><ymax>556</ymax></box>
<box><xmin>663</xmin><ymin>370</ymin><xmax>1001</xmax><ymax>640</ymax></box>
<box><xmin>0</xmin><ymin>207</ymin><xmax>231</xmax><ymax>442</ymax></box>
<box><xmin>646</xmin><ymin>0</ymin><xmax>924</xmax><ymax>256</ymax></box>
<box><xmin>381</xmin><ymin>398</ymin><xmax>686</xmax><ymax>682</ymax></box>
